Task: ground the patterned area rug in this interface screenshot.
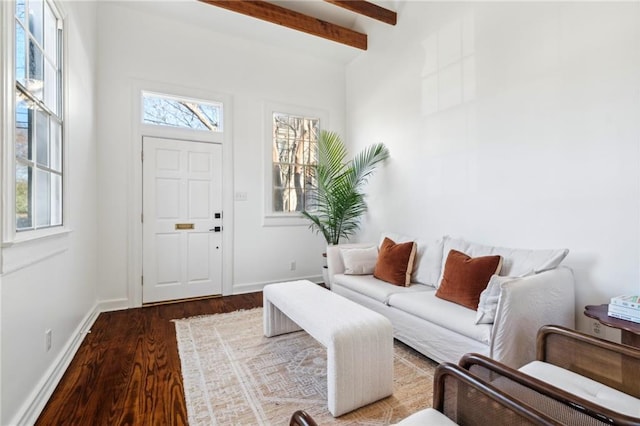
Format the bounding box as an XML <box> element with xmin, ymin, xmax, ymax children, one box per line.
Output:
<box><xmin>174</xmin><ymin>308</ymin><xmax>437</xmax><ymax>425</ymax></box>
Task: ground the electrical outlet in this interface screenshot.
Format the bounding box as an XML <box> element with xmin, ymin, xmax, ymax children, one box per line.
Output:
<box><xmin>592</xmin><ymin>321</ymin><xmax>603</xmax><ymax>336</ymax></box>
<box><xmin>45</xmin><ymin>329</ymin><xmax>52</xmax><ymax>351</ymax></box>
<box><xmin>290</xmin><ymin>261</ymin><xmax>296</xmax><ymax>271</ymax></box>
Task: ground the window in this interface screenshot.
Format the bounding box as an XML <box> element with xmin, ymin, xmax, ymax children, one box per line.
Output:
<box><xmin>142</xmin><ymin>91</ymin><xmax>223</xmax><ymax>132</ymax></box>
<box><xmin>271</xmin><ymin>112</ymin><xmax>319</xmax><ymax>213</ymax></box>
<box><xmin>14</xmin><ymin>0</ymin><xmax>63</xmax><ymax>231</ymax></box>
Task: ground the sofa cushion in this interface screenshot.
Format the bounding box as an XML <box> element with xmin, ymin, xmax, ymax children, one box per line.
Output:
<box><xmin>435</xmin><ymin>250</ymin><xmax>503</xmax><ymax>310</ymax></box>
<box><xmin>380</xmin><ymin>232</ymin><xmax>444</xmax><ymax>287</ymax></box>
<box><xmin>374</xmin><ymin>238</ymin><xmax>417</xmax><ymax>286</ymax></box>
<box><xmin>438</xmin><ymin>236</ymin><xmax>569</xmax><ymax>285</ymax></box>
<box><xmin>341</xmin><ymin>245</ymin><xmax>378</xmax><ymax>275</ymax></box>
<box><xmin>388</xmin><ymin>290</ymin><xmax>492</xmax><ymax>344</ymax></box>
<box><xmin>332</xmin><ymin>274</ymin><xmax>432</xmax><ymax>304</ymax></box>
<box><xmin>475</xmin><ymin>275</ymin><xmax>517</xmax><ymax>324</ymax></box>
<box><xmin>519</xmin><ymin>361</ymin><xmax>640</xmax><ymax>417</ymax></box>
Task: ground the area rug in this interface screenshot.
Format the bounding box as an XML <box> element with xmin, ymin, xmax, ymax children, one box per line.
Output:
<box><xmin>174</xmin><ymin>308</ymin><xmax>437</xmax><ymax>425</ymax></box>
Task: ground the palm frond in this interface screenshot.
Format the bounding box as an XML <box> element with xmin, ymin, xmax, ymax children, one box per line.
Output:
<box><xmin>302</xmin><ymin>130</ymin><xmax>389</xmax><ymax>245</ymax></box>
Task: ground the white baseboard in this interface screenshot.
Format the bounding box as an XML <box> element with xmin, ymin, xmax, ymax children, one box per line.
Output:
<box><xmin>10</xmin><ymin>302</ymin><xmax>101</xmax><ymax>426</ymax></box>
<box><xmin>97</xmin><ymin>297</ymin><xmax>130</xmax><ymax>312</ymax></box>
<box><xmin>10</xmin><ymin>283</ymin><xmax>302</xmax><ymax>425</ymax></box>
<box><xmin>232</xmin><ymin>274</ymin><xmax>323</xmax><ymax>295</ymax></box>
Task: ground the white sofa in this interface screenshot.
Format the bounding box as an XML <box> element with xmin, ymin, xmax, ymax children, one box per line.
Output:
<box><xmin>326</xmin><ymin>234</ymin><xmax>576</xmax><ymax>368</ymax></box>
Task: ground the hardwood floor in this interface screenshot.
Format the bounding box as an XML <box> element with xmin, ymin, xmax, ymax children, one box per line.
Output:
<box><xmin>36</xmin><ymin>293</ymin><xmax>263</xmax><ymax>425</ymax></box>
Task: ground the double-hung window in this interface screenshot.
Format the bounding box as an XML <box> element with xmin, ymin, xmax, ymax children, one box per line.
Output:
<box><xmin>271</xmin><ymin>112</ymin><xmax>319</xmax><ymax>214</ymax></box>
<box><xmin>14</xmin><ymin>0</ymin><xmax>64</xmax><ymax>232</ymax></box>
<box><xmin>263</xmin><ymin>103</ymin><xmax>327</xmax><ymax>226</ymax></box>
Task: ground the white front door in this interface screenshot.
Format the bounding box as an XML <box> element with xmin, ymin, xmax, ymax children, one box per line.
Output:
<box><xmin>142</xmin><ymin>136</ymin><xmax>223</xmax><ymax>304</ymax></box>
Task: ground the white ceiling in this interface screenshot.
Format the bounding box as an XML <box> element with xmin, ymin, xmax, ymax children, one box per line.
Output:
<box><xmin>110</xmin><ymin>0</ymin><xmax>398</xmax><ymax>64</ymax></box>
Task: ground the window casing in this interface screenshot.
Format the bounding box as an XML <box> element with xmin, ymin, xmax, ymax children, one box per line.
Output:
<box><xmin>14</xmin><ymin>0</ymin><xmax>63</xmax><ymax>232</ymax></box>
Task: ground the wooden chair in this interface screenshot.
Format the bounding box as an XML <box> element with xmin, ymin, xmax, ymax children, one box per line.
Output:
<box><xmin>419</xmin><ymin>362</ymin><xmax>561</xmax><ymax>425</ymax></box>
<box><xmin>535</xmin><ymin>324</ymin><xmax>640</xmax><ymax>400</ymax></box>
<box><xmin>460</xmin><ymin>326</ymin><xmax>640</xmax><ymax>425</ymax></box>
<box><xmin>460</xmin><ymin>353</ymin><xmax>625</xmax><ymax>425</ymax></box>
<box><xmin>289</xmin><ymin>410</ymin><xmax>318</xmax><ymax>426</ymax></box>
<box><xmin>290</xmin><ymin>362</ymin><xmax>563</xmax><ymax>425</ymax></box>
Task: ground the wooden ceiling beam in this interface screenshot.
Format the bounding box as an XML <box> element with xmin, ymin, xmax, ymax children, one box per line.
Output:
<box><xmin>199</xmin><ymin>0</ymin><xmax>367</xmax><ymax>50</ymax></box>
<box><xmin>324</xmin><ymin>0</ymin><xmax>396</xmax><ymax>25</ymax></box>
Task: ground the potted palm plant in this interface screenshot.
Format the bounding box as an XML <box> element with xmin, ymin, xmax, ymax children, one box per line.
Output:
<box><xmin>302</xmin><ymin>130</ymin><xmax>389</xmax><ymax>284</ymax></box>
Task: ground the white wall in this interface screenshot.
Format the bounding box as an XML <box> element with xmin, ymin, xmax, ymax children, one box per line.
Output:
<box><xmin>1</xmin><ymin>1</ymin><xmax>99</xmax><ymax>424</ymax></box>
<box><xmin>96</xmin><ymin>2</ymin><xmax>343</xmax><ymax>304</ymax></box>
<box><xmin>346</xmin><ymin>2</ymin><xmax>640</xmax><ymax>336</ymax></box>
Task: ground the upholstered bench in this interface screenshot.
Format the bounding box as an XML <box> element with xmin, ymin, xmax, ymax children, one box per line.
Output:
<box><xmin>263</xmin><ymin>280</ymin><xmax>394</xmax><ymax>417</ymax></box>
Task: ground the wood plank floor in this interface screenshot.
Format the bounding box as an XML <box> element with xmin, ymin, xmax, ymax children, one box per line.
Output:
<box><xmin>36</xmin><ymin>292</ymin><xmax>263</xmax><ymax>425</ymax></box>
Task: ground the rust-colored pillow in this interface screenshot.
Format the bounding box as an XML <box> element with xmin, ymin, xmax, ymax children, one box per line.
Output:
<box><xmin>435</xmin><ymin>250</ymin><xmax>503</xmax><ymax>310</ymax></box>
<box><xmin>373</xmin><ymin>238</ymin><xmax>417</xmax><ymax>286</ymax></box>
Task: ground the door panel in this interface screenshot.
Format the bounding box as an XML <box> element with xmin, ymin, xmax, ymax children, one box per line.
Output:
<box><xmin>143</xmin><ymin>136</ymin><xmax>223</xmax><ymax>303</ymax></box>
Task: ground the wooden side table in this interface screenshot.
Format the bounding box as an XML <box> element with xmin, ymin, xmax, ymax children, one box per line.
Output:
<box><xmin>584</xmin><ymin>304</ymin><xmax>640</xmax><ymax>348</ymax></box>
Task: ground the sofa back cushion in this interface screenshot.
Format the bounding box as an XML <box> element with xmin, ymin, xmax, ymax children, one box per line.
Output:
<box><xmin>374</xmin><ymin>237</ymin><xmax>417</xmax><ymax>286</ymax></box>
<box><xmin>438</xmin><ymin>236</ymin><xmax>568</xmax><ymax>285</ymax></box>
<box><xmin>435</xmin><ymin>249</ymin><xmax>503</xmax><ymax>310</ymax></box>
<box><xmin>340</xmin><ymin>246</ymin><xmax>378</xmax><ymax>275</ymax></box>
<box><xmin>380</xmin><ymin>232</ymin><xmax>444</xmax><ymax>287</ymax></box>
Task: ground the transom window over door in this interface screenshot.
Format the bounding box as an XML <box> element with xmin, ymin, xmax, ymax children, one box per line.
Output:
<box><xmin>271</xmin><ymin>112</ymin><xmax>319</xmax><ymax>214</ymax></box>
<box><xmin>14</xmin><ymin>0</ymin><xmax>63</xmax><ymax>231</ymax></box>
<box><xmin>142</xmin><ymin>91</ymin><xmax>223</xmax><ymax>132</ymax></box>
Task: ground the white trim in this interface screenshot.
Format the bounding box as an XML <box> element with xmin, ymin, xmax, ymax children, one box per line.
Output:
<box><xmin>262</xmin><ymin>101</ymin><xmax>329</xmax><ymax>227</ymax></box>
<box><xmin>96</xmin><ymin>298</ymin><xmax>131</xmax><ymax>313</ymax></box>
<box><xmin>0</xmin><ymin>3</ymin><xmax>7</xmax><ymax>423</ymax></box>
<box><xmin>6</xmin><ymin>296</ymin><xmax>134</xmax><ymax>426</ymax></box>
<box><xmin>129</xmin><ymin>79</ymin><xmax>234</xmax><ymax>308</ymax></box>
<box><xmin>1</xmin><ymin>0</ymin><xmax>15</xmax><ymax>245</ymax></box>
<box><xmin>232</xmin><ymin>274</ymin><xmax>323</xmax><ymax>295</ymax></box>
<box><xmin>8</xmin><ymin>302</ymin><xmax>100</xmax><ymax>426</ymax></box>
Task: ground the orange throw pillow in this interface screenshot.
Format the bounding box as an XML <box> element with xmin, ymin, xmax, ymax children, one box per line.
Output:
<box><xmin>374</xmin><ymin>238</ymin><xmax>417</xmax><ymax>286</ymax></box>
<box><xmin>436</xmin><ymin>250</ymin><xmax>503</xmax><ymax>310</ymax></box>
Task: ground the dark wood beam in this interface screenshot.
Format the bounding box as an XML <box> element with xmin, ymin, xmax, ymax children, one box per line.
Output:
<box><xmin>324</xmin><ymin>0</ymin><xmax>396</xmax><ymax>25</ymax></box>
<box><xmin>199</xmin><ymin>0</ymin><xmax>368</xmax><ymax>50</ymax></box>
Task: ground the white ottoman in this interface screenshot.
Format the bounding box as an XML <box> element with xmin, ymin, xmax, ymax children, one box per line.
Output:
<box><xmin>263</xmin><ymin>280</ymin><xmax>394</xmax><ymax>417</ymax></box>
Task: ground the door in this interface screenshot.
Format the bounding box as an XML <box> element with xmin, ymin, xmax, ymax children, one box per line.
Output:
<box><xmin>142</xmin><ymin>136</ymin><xmax>223</xmax><ymax>304</ymax></box>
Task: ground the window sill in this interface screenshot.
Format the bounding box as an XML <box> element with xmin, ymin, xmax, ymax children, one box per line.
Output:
<box><xmin>3</xmin><ymin>226</ymin><xmax>72</xmax><ymax>246</ymax></box>
<box><xmin>263</xmin><ymin>214</ymin><xmax>310</xmax><ymax>227</ymax></box>
<box><xmin>1</xmin><ymin>227</ymin><xmax>72</xmax><ymax>274</ymax></box>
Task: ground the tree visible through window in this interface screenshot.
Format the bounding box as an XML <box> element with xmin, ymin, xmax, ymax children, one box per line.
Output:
<box><xmin>272</xmin><ymin>113</ymin><xmax>318</xmax><ymax>213</ymax></box>
<box><xmin>15</xmin><ymin>0</ymin><xmax>63</xmax><ymax>231</ymax></box>
<box><xmin>142</xmin><ymin>92</ymin><xmax>222</xmax><ymax>132</ymax></box>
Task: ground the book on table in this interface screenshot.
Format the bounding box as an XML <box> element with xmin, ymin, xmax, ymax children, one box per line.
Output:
<box><xmin>608</xmin><ymin>303</ymin><xmax>640</xmax><ymax>323</ymax></box>
<box><xmin>608</xmin><ymin>303</ymin><xmax>640</xmax><ymax>319</ymax></box>
<box><xmin>607</xmin><ymin>310</ymin><xmax>640</xmax><ymax>324</ymax></box>
<box><xmin>610</xmin><ymin>295</ymin><xmax>640</xmax><ymax>310</ymax></box>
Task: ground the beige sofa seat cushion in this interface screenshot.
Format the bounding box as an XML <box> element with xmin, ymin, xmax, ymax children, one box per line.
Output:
<box><xmin>388</xmin><ymin>290</ymin><xmax>492</xmax><ymax>344</ymax></box>
<box><xmin>332</xmin><ymin>274</ymin><xmax>432</xmax><ymax>304</ymax></box>
<box><xmin>519</xmin><ymin>361</ymin><xmax>640</xmax><ymax>417</ymax></box>
<box><xmin>393</xmin><ymin>408</ymin><xmax>457</xmax><ymax>425</ymax></box>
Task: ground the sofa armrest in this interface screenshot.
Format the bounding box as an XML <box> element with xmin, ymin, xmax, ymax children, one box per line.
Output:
<box><xmin>490</xmin><ymin>266</ymin><xmax>575</xmax><ymax>368</ymax></box>
<box><xmin>326</xmin><ymin>243</ymin><xmax>376</xmax><ymax>289</ymax></box>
